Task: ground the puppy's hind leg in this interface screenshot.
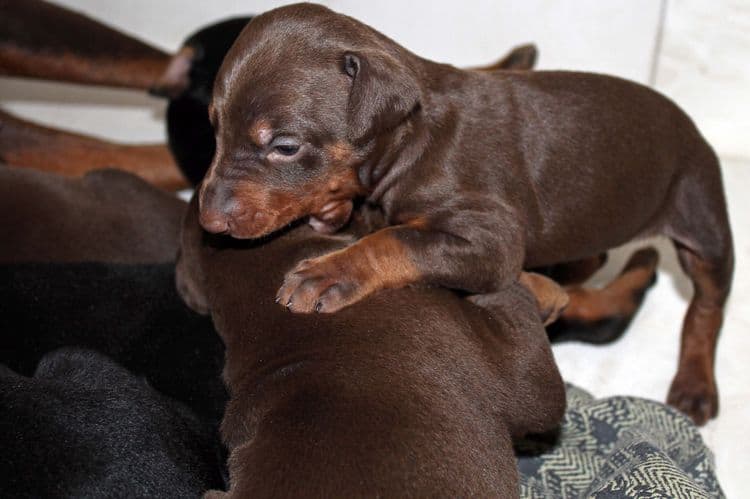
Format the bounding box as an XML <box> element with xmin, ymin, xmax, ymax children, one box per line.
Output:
<box><xmin>664</xmin><ymin>149</ymin><xmax>734</xmax><ymax>425</ymax></box>
<box><xmin>533</xmin><ymin>252</ymin><xmax>608</xmax><ymax>287</ymax></box>
<box><xmin>548</xmin><ymin>247</ymin><xmax>659</xmax><ymax>344</ymax></box>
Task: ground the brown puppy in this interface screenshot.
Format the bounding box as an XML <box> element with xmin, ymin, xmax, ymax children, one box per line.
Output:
<box><xmin>199</xmin><ymin>4</ymin><xmax>732</xmax><ymax>424</ymax></box>
<box><xmin>177</xmin><ymin>196</ymin><xmax>567</xmax><ymax>497</ymax></box>
<box><xmin>0</xmin><ymin>0</ymin><xmax>171</xmax><ymax>89</ymax></box>
<box><xmin>0</xmin><ymin>166</ymin><xmax>184</xmax><ymax>263</ymax></box>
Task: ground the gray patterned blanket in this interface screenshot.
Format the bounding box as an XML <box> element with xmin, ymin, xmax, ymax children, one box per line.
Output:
<box><xmin>518</xmin><ymin>385</ymin><xmax>723</xmax><ymax>498</ymax></box>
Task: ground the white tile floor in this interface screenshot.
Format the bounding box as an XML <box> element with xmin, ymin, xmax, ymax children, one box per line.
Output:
<box><xmin>552</xmin><ymin>157</ymin><xmax>750</xmax><ymax>498</ymax></box>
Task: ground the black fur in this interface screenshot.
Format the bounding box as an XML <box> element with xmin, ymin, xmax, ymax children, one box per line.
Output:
<box><xmin>167</xmin><ymin>17</ymin><xmax>252</xmax><ymax>185</ymax></box>
<box><xmin>0</xmin><ymin>348</ymin><xmax>225</xmax><ymax>498</ymax></box>
<box><xmin>0</xmin><ymin>262</ymin><xmax>226</xmax><ymax>429</ymax></box>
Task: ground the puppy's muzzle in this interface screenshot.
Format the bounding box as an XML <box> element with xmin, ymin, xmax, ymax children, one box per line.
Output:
<box><xmin>198</xmin><ymin>180</ymin><xmax>234</xmax><ymax>234</ymax></box>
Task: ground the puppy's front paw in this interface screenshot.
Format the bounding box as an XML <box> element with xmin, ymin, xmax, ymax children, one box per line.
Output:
<box><xmin>276</xmin><ymin>253</ymin><xmax>367</xmax><ymax>314</ymax></box>
<box><xmin>667</xmin><ymin>369</ymin><xmax>718</xmax><ymax>426</ymax></box>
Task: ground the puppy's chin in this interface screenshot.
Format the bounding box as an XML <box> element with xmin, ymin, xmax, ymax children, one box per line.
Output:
<box><xmin>308</xmin><ymin>200</ymin><xmax>353</xmax><ymax>234</ymax></box>
<box><xmin>223</xmin><ymin>214</ymin><xmax>286</xmax><ymax>240</ymax></box>
<box><xmin>225</xmin><ymin>227</ymin><xmax>269</xmax><ymax>240</ymax></box>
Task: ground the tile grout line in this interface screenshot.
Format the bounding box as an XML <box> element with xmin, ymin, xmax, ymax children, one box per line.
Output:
<box><xmin>649</xmin><ymin>0</ymin><xmax>669</xmax><ymax>86</ymax></box>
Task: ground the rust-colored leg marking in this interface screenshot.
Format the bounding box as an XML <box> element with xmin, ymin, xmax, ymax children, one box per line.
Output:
<box><xmin>0</xmin><ymin>0</ymin><xmax>171</xmax><ymax>90</ymax></box>
<box><xmin>562</xmin><ymin>249</ymin><xmax>658</xmax><ymax>323</ymax></box>
<box><xmin>548</xmin><ymin>247</ymin><xmax>659</xmax><ymax>345</ymax></box>
<box><xmin>543</xmin><ymin>253</ymin><xmax>608</xmax><ymax>287</ymax></box>
<box><xmin>518</xmin><ymin>272</ymin><xmax>569</xmax><ymax>326</ymax></box>
<box><xmin>0</xmin><ymin>110</ymin><xmax>187</xmax><ymax>191</ymax></box>
<box><xmin>277</xmin><ymin>227</ymin><xmax>421</xmax><ymax>313</ymax></box>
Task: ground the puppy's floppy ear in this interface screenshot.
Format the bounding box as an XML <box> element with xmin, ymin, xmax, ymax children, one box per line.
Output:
<box><xmin>518</xmin><ymin>272</ymin><xmax>569</xmax><ymax>326</ymax></box>
<box><xmin>342</xmin><ymin>50</ymin><xmax>420</xmax><ymax>142</ymax></box>
<box><xmin>149</xmin><ymin>45</ymin><xmax>195</xmax><ymax>98</ymax></box>
<box><xmin>175</xmin><ymin>196</ymin><xmax>211</xmax><ymax>315</ymax></box>
<box><xmin>175</xmin><ymin>247</ymin><xmax>210</xmax><ymax>315</ymax></box>
<box><xmin>490</xmin><ymin>43</ymin><xmax>538</xmax><ymax>71</ymax></box>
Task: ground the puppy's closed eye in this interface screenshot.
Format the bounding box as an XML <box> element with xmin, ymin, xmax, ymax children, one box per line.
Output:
<box><xmin>268</xmin><ymin>137</ymin><xmax>302</xmax><ymax>159</ymax></box>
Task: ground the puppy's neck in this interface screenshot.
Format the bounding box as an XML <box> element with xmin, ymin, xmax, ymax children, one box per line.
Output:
<box><xmin>357</xmin><ymin>79</ymin><xmax>462</xmax><ymax>208</ymax></box>
<box><xmin>354</xmin><ymin>116</ymin><xmax>409</xmax><ymax>190</ymax></box>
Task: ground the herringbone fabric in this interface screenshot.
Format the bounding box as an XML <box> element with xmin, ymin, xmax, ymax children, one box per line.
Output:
<box><xmin>518</xmin><ymin>385</ymin><xmax>723</xmax><ymax>498</ymax></box>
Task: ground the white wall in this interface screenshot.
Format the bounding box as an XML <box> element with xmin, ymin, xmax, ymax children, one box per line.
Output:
<box><xmin>0</xmin><ymin>0</ymin><xmax>663</xmax><ymax>143</ymax></box>
<box><xmin>654</xmin><ymin>0</ymin><xmax>750</xmax><ymax>161</ymax></box>
<box><xmin>2</xmin><ymin>1</ymin><xmax>747</xmax><ymax>160</ymax></box>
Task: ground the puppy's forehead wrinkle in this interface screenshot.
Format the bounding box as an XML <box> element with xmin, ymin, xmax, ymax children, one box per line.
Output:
<box><xmin>227</xmin><ymin>6</ymin><xmax>399</xmax><ymax>80</ymax></box>
<box><xmin>223</xmin><ymin>59</ymin><xmax>252</xmax><ymax>105</ymax></box>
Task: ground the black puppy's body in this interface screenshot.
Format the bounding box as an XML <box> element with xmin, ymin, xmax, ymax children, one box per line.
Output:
<box><xmin>0</xmin><ymin>262</ymin><xmax>226</xmax><ymax>429</ymax></box>
<box><xmin>0</xmin><ymin>349</ymin><xmax>225</xmax><ymax>498</ymax></box>
<box><xmin>162</xmin><ymin>17</ymin><xmax>253</xmax><ymax>185</ymax></box>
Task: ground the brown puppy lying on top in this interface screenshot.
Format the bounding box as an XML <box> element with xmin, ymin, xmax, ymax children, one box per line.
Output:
<box><xmin>177</xmin><ymin>192</ymin><xmax>662</xmax><ymax>497</ymax></box>
<box><xmin>198</xmin><ymin>3</ymin><xmax>733</xmax><ymax>425</ymax></box>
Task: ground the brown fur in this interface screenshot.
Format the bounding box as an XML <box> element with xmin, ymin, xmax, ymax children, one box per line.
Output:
<box><xmin>0</xmin><ymin>0</ymin><xmax>171</xmax><ymax>89</ymax></box>
<box><xmin>247</xmin><ymin>119</ymin><xmax>273</xmax><ymax>146</ymax></box>
<box><xmin>277</xmin><ymin>226</ymin><xmax>423</xmax><ymax>313</ymax></box>
<box><xmin>0</xmin><ymin>110</ymin><xmax>187</xmax><ymax>191</ymax></box>
<box><xmin>474</xmin><ymin>43</ymin><xmax>538</xmax><ymax>73</ymax></box>
<box><xmin>535</xmin><ymin>253</ymin><xmax>609</xmax><ymax>287</ymax></box>
<box><xmin>0</xmin><ymin>166</ymin><xmax>184</xmax><ymax>263</ymax></box>
<box><xmin>177</xmin><ymin>195</ymin><xmax>567</xmax><ymax>497</ymax></box>
<box><xmin>544</xmin><ymin>248</ymin><xmax>660</xmax><ymax>345</ymax></box>
<box><xmin>563</xmin><ymin>249</ymin><xmax>659</xmax><ymax>323</ymax></box>
<box><xmin>201</xmin><ymin>4</ymin><xmax>733</xmax><ymax>424</ymax></box>
<box><xmin>518</xmin><ymin>271</ymin><xmax>570</xmax><ymax>326</ymax></box>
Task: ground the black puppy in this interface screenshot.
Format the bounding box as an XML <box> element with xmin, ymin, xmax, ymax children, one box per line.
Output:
<box><xmin>0</xmin><ymin>348</ymin><xmax>225</xmax><ymax>498</ymax></box>
<box><xmin>0</xmin><ymin>262</ymin><xmax>226</xmax><ymax>429</ymax></box>
<box><xmin>151</xmin><ymin>17</ymin><xmax>253</xmax><ymax>185</ymax></box>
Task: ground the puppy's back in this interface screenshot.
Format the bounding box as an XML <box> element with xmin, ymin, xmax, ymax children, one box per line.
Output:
<box><xmin>0</xmin><ymin>167</ymin><xmax>184</xmax><ymax>263</ymax></box>
<box><xmin>180</xmin><ymin>195</ymin><xmax>565</xmax><ymax>496</ymax></box>
<box><xmin>217</xmin><ymin>266</ymin><xmax>562</xmax><ymax>497</ymax></box>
